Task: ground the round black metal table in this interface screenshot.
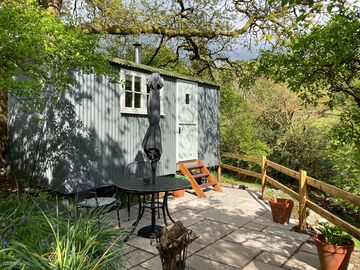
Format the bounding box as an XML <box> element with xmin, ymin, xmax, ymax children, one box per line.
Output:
<box><xmin>117</xmin><ymin>176</ymin><xmax>190</xmax><ymax>239</ymax></box>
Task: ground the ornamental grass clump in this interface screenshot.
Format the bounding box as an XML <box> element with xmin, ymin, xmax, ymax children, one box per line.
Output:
<box><xmin>0</xmin><ymin>193</ymin><xmax>126</xmax><ymax>269</ymax></box>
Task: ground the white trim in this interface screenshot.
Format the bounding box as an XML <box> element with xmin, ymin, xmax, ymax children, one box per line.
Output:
<box><xmin>119</xmin><ymin>70</ymin><xmax>147</xmax><ymax>114</ymax></box>
<box><xmin>175</xmin><ymin>80</ymin><xmax>179</xmax><ymax>162</ymax></box>
<box><xmin>119</xmin><ymin>69</ymin><xmax>165</xmax><ymax>115</ymax></box>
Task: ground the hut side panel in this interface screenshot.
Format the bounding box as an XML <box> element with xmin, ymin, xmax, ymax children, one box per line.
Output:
<box><xmin>197</xmin><ymin>84</ymin><xmax>220</xmax><ymax>167</ymax></box>
<box><xmin>8</xmin><ymin>70</ymin><xmax>177</xmax><ymax>193</ymax></box>
<box><xmin>69</xmin><ymin>71</ymin><xmax>178</xmax><ymax>187</ymax></box>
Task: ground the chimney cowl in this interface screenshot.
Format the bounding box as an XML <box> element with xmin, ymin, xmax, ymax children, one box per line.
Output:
<box><xmin>133</xmin><ymin>43</ymin><xmax>141</xmax><ymax>64</ymax></box>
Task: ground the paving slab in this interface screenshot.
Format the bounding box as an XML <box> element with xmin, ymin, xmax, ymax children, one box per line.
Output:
<box><xmin>299</xmin><ymin>242</ymin><xmax>318</xmax><ymax>255</ymax></box>
<box><xmin>242</xmin><ymin>260</ymin><xmax>284</xmax><ymax>270</ymax></box>
<box><xmin>242</xmin><ymin>222</ymin><xmax>267</xmax><ymax>232</ymax></box>
<box><xmin>129</xmin><ymin>266</ymin><xmax>147</xmax><ymax>270</ymax></box>
<box><xmin>197</xmin><ymin>207</ymin><xmax>254</xmax><ymax>227</ymax></box>
<box><xmin>122</xmin><ymin>249</ymin><xmax>155</xmax><ymax>269</ymax></box>
<box><xmin>263</xmin><ymin>227</ymin><xmax>310</xmax><ymax>242</ymax></box>
<box><xmin>170</xmin><ymin>208</ymin><xmax>204</xmax><ymax>227</ymax></box>
<box><xmin>188</xmin><ymin>219</ymin><xmax>237</xmax><ymax>245</ymax></box>
<box><xmin>225</xmin><ymin>227</ymin><xmax>303</xmax><ymax>257</ymax></box>
<box><xmin>252</xmin><ymin>215</ymin><xmax>298</xmax><ymax>231</ymax></box>
<box><xmin>186</xmin><ymin>254</ymin><xmax>240</xmax><ymax>270</ymax></box>
<box><xmin>196</xmin><ymin>239</ymin><xmax>262</xmax><ymax>268</ymax></box>
<box><xmin>255</xmin><ymin>251</ymin><xmax>288</xmax><ymax>267</ymax></box>
<box><xmin>140</xmin><ymin>255</ymin><xmax>162</xmax><ymax>270</ymax></box>
<box><xmin>126</xmin><ymin>236</ymin><xmax>158</xmax><ymax>255</ymax></box>
<box><xmin>283</xmin><ymin>251</ymin><xmax>321</xmax><ymax>270</ymax></box>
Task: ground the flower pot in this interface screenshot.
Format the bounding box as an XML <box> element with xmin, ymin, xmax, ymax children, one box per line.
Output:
<box><xmin>172</xmin><ymin>189</ymin><xmax>185</xmax><ymax>197</ymax></box>
<box><xmin>314</xmin><ymin>235</ymin><xmax>355</xmax><ymax>270</ymax></box>
<box><xmin>269</xmin><ymin>198</ymin><xmax>294</xmax><ymax>224</ymax></box>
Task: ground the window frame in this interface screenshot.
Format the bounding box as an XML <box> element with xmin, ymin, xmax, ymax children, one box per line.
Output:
<box><xmin>119</xmin><ymin>70</ymin><xmax>164</xmax><ymax>115</ymax></box>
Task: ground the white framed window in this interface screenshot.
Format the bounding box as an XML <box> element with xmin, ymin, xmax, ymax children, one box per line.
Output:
<box><xmin>120</xmin><ymin>70</ymin><xmax>164</xmax><ymax>115</ymax></box>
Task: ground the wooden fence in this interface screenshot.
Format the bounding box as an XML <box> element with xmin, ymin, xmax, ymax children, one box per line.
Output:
<box><xmin>218</xmin><ymin>152</ymin><xmax>360</xmax><ymax>240</ymax></box>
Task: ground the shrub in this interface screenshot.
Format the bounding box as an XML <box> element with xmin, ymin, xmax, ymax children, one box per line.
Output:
<box><xmin>0</xmin><ymin>193</ymin><xmax>125</xmax><ymax>269</ymax></box>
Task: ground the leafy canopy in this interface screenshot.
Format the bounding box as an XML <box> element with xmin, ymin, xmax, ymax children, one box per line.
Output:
<box><xmin>258</xmin><ymin>12</ymin><xmax>360</xmax><ymax>108</ymax></box>
<box><xmin>0</xmin><ymin>0</ymin><xmax>113</xmax><ymax>112</ymax></box>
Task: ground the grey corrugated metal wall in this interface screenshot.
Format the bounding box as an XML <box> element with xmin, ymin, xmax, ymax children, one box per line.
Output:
<box><xmin>8</xmin><ymin>66</ymin><xmax>218</xmax><ymax>193</ymax></box>
<box><xmin>198</xmin><ymin>83</ymin><xmax>220</xmax><ymax>167</ymax></box>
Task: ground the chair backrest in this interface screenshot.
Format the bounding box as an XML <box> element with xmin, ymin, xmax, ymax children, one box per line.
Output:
<box><xmin>65</xmin><ymin>170</ymin><xmax>97</xmax><ymax>200</ymax></box>
<box><xmin>126</xmin><ymin>161</ymin><xmax>152</xmax><ymax>180</ymax></box>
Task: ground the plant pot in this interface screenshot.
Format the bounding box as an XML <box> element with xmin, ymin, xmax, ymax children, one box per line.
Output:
<box><xmin>314</xmin><ymin>235</ymin><xmax>355</xmax><ymax>270</ymax></box>
<box><xmin>172</xmin><ymin>189</ymin><xmax>185</xmax><ymax>197</ymax></box>
<box><xmin>269</xmin><ymin>198</ymin><xmax>294</xmax><ymax>224</ymax></box>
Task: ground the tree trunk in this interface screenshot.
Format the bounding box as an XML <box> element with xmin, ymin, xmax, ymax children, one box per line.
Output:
<box><xmin>39</xmin><ymin>0</ymin><xmax>63</xmax><ymax>15</ymax></box>
<box><xmin>0</xmin><ymin>92</ymin><xmax>7</xmax><ymax>163</ymax></box>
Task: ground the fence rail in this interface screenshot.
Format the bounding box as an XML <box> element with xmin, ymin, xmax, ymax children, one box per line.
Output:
<box><xmin>219</xmin><ymin>152</ymin><xmax>360</xmax><ymax>240</ymax></box>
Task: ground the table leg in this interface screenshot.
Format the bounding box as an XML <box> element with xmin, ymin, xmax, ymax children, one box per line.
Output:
<box><xmin>162</xmin><ymin>192</ymin><xmax>169</xmax><ymax>226</ymax></box>
<box><xmin>164</xmin><ymin>192</ymin><xmax>176</xmax><ymax>223</ymax></box>
<box><xmin>138</xmin><ymin>192</ymin><xmax>162</xmax><ymax>238</ymax></box>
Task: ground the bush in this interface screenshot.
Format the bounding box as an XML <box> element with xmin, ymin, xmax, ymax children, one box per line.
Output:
<box><xmin>0</xmin><ymin>193</ymin><xmax>125</xmax><ymax>269</ymax></box>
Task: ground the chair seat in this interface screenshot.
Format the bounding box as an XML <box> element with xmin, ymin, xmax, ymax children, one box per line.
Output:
<box><xmin>77</xmin><ymin>197</ymin><xmax>117</xmax><ymax>208</ymax></box>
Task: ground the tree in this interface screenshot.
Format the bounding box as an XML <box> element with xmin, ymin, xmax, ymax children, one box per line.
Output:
<box><xmin>40</xmin><ymin>0</ymin><xmax>346</xmax><ymax>78</ymax></box>
<box><xmin>0</xmin><ymin>0</ymin><xmax>113</xmax><ymax>112</ymax></box>
<box><xmin>258</xmin><ymin>12</ymin><xmax>360</xmax><ymax>108</ymax></box>
<box><xmin>255</xmin><ymin>9</ymin><xmax>360</xmax><ymax>148</ymax></box>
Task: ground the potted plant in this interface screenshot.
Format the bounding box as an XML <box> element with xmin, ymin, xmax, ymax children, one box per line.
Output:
<box><xmin>172</xmin><ymin>174</ymin><xmax>188</xmax><ymax>197</ymax></box>
<box><xmin>268</xmin><ymin>197</ymin><xmax>294</xmax><ymax>224</ymax></box>
<box><xmin>313</xmin><ymin>222</ymin><xmax>355</xmax><ymax>270</ymax></box>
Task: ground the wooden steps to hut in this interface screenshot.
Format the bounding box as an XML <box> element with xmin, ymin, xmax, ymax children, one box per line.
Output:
<box><xmin>178</xmin><ymin>160</ymin><xmax>222</xmax><ymax>198</ymax></box>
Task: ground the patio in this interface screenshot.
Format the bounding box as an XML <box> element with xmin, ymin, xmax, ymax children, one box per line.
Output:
<box><xmin>108</xmin><ymin>187</ymin><xmax>354</xmax><ymax>270</ymax></box>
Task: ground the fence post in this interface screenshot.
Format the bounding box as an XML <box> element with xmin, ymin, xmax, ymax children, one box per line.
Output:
<box><xmin>261</xmin><ymin>156</ymin><xmax>267</xmax><ymax>199</ymax></box>
<box><xmin>217</xmin><ymin>165</ymin><xmax>222</xmax><ymax>183</ymax></box>
<box><xmin>299</xmin><ymin>170</ymin><xmax>307</xmax><ymax>231</ymax></box>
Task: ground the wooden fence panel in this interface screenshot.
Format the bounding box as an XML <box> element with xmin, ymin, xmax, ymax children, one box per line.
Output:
<box><xmin>221</xmin><ymin>152</ymin><xmax>261</xmax><ymax>163</ymax></box>
<box><xmin>267</xmin><ymin>160</ymin><xmax>300</xmax><ymax>180</ymax></box>
<box><xmin>307</xmin><ymin>176</ymin><xmax>360</xmax><ymax>207</ymax></box>
<box><xmin>265</xmin><ymin>176</ymin><xmax>300</xmax><ymax>201</ymax></box>
<box><xmin>220</xmin><ymin>163</ymin><xmax>262</xmax><ymax>179</ymax></box>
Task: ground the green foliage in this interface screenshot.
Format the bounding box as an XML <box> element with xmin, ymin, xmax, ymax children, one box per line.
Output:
<box><xmin>259</xmin><ymin>12</ymin><xmax>360</xmax><ymax>108</ymax></box>
<box><xmin>220</xmin><ymin>79</ymin><xmax>270</xmax><ymax>157</ymax></box>
<box><xmin>0</xmin><ymin>194</ymin><xmax>125</xmax><ymax>269</ymax></box>
<box><xmin>0</xmin><ymin>0</ymin><xmax>114</xmax><ymax>113</ymax></box>
<box><xmin>315</xmin><ymin>222</ymin><xmax>353</xmax><ymax>246</ymax></box>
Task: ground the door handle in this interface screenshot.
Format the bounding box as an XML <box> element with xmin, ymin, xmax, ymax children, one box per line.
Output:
<box><xmin>178</xmin><ymin>127</ymin><xmax>183</xmax><ymax>134</ymax></box>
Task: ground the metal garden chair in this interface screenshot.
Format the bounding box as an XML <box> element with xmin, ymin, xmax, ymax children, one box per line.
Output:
<box><xmin>66</xmin><ymin>169</ymin><xmax>121</xmax><ymax>227</ymax></box>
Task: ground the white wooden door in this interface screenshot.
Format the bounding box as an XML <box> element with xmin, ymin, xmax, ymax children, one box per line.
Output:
<box><xmin>176</xmin><ymin>80</ymin><xmax>198</xmax><ymax>161</ymax></box>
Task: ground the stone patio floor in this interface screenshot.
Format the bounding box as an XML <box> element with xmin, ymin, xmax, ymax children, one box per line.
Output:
<box><xmin>111</xmin><ymin>187</ymin><xmax>356</xmax><ymax>270</ymax></box>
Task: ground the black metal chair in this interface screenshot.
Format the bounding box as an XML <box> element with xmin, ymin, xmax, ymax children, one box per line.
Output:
<box><xmin>125</xmin><ymin>161</ymin><xmax>161</xmax><ymax>220</ymax></box>
<box><xmin>66</xmin><ymin>169</ymin><xmax>121</xmax><ymax>227</ymax></box>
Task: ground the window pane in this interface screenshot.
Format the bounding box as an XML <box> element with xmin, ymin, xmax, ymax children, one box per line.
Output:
<box><xmin>185</xmin><ymin>94</ymin><xmax>190</xmax><ymax>104</ymax></box>
<box><xmin>134</xmin><ymin>76</ymin><xmax>141</xmax><ymax>92</ymax></box>
<box><xmin>125</xmin><ymin>75</ymin><xmax>132</xmax><ymax>91</ymax></box>
<box><xmin>125</xmin><ymin>91</ymin><xmax>132</xmax><ymax>107</ymax></box>
<box><xmin>134</xmin><ymin>93</ymin><xmax>141</xmax><ymax>108</ymax></box>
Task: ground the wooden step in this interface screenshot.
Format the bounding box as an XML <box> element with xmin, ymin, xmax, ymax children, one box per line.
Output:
<box><xmin>176</xmin><ymin>159</ymin><xmax>198</xmax><ymax>164</ymax></box>
<box><xmin>186</xmin><ymin>164</ymin><xmax>203</xmax><ymax>170</ymax></box>
<box><xmin>192</xmin><ymin>172</ymin><xmax>209</xmax><ymax>179</ymax></box>
<box><xmin>178</xmin><ymin>159</ymin><xmax>223</xmax><ymax>198</ymax></box>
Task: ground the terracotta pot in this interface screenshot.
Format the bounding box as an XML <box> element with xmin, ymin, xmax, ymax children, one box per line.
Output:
<box><xmin>172</xmin><ymin>189</ymin><xmax>185</xmax><ymax>197</ymax></box>
<box><xmin>314</xmin><ymin>235</ymin><xmax>355</xmax><ymax>270</ymax></box>
<box><xmin>269</xmin><ymin>198</ymin><xmax>294</xmax><ymax>224</ymax></box>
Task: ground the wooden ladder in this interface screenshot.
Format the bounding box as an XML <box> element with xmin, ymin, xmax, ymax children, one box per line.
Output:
<box><xmin>178</xmin><ymin>160</ymin><xmax>223</xmax><ymax>198</ymax></box>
